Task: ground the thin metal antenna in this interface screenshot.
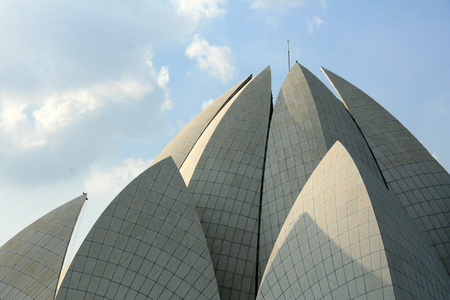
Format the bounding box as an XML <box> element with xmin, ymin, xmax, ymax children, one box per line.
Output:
<box><xmin>287</xmin><ymin>40</ymin><xmax>290</xmax><ymax>71</ymax></box>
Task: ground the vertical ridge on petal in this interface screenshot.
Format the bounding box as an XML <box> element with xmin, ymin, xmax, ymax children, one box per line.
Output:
<box><xmin>259</xmin><ymin>63</ymin><xmax>382</xmax><ymax>281</ymax></box>
<box><xmin>188</xmin><ymin>66</ymin><xmax>272</xmax><ymax>299</ymax></box>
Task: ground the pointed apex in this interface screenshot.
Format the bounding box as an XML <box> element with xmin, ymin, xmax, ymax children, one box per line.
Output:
<box><xmin>320</xmin><ymin>67</ymin><xmax>365</xmax><ymax>98</ymax></box>
<box><xmin>320</xmin><ymin>66</ymin><xmax>348</xmax><ymax>101</ymax></box>
<box><xmin>320</xmin><ymin>66</ymin><xmax>331</xmax><ymax>78</ymax></box>
<box><xmin>320</xmin><ymin>66</ymin><xmax>340</xmax><ymax>82</ymax></box>
<box><xmin>329</xmin><ymin>139</ymin><xmax>344</xmax><ymax>149</ymax></box>
<box><xmin>289</xmin><ymin>61</ymin><xmax>302</xmax><ymax>72</ymax></box>
<box><xmin>286</xmin><ymin>62</ymin><xmax>315</xmax><ymax>81</ymax></box>
<box><xmin>249</xmin><ymin>65</ymin><xmax>272</xmax><ymax>90</ymax></box>
<box><xmin>320</xmin><ymin>66</ymin><xmax>329</xmax><ymax>73</ymax></box>
<box><xmin>294</xmin><ymin>60</ymin><xmax>302</xmax><ymax>67</ymax></box>
<box><xmin>255</xmin><ymin>65</ymin><xmax>271</xmax><ymax>77</ymax></box>
<box><xmin>279</xmin><ymin>61</ymin><xmax>306</xmax><ymax>88</ymax></box>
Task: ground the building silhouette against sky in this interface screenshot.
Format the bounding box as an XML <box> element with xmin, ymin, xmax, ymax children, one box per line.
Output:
<box><xmin>1</xmin><ymin>62</ymin><xmax>449</xmax><ymax>299</ymax></box>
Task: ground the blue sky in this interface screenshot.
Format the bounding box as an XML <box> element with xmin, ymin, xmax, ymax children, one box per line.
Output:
<box><xmin>0</xmin><ymin>0</ymin><xmax>449</xmax><ymax>253</ymax></box>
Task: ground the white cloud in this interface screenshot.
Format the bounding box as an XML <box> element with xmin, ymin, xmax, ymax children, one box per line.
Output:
<box><xmin>202</xmin><ymin>99</ymin><xmax>215</xmax><ymax>110</ymax></box>
<box><xmin>0</xmin><ymin>77</ymin><xmax>156</xmax><ymax>154</ymax></box>
<box><xmin>161</xmin><ymin>98</ymin><xmax>174</xmax><ymax>111</ymax></box>
<box><xmin>0</xmin><ymin>1</ymin><xmax>187</xmax><ymax>162</ymax></box>
<box><xmin>250</xmin><ymin>0</ymin><xmax>307</xmax><ymax>10</ymax></box>
<box><xmin>0</xmin><ymin>49</ymin><xmax>172</xmax><ymax>189</ymax></box>
<box><xmin>171</xmin><ymin>0</ymin><xmax>226</xmax><ymax>21</ymax></box>
<box><xmin>0</xmin><ymin>101</ymin><xmax>46</xmax><ymax>150</ymax></box>
<box><xmin>250</xmin><ymin>0</ymin><xmax>327</xmax><ymax>12</ymax></box>
<box><xmin>186</xmin><ymin>34</ymin><xmax>237</xmax><ymax>83</ymax></box>
<box><xmin>0</xmin><ymin>1</ymin><xmax>191</xmax><ymax>96</ymax></box>
<box><xmin>33</xmin><ymin>78</ymin><xmax>154</xmax><ymax>131</ymax></box>
<box><xmin>307</xmin><ymin>16</ymin><xmax>323</xmax><ymax>33</ymax></box>
<box><xmin>158</xmin><ymin>66</ymin><xmax>170</xmax><ymax>88</ymax></box>
<box><xmin>155</xmin><ymin>65</ymin><xmax>173</xmax><ymax>111</ymax></box>
<box><xmin>33</xmin><ymin>91</ymin><xmax>101</xmax><ymax>131</ymax></box>
<box><xmin>0</xmin><ymin>102</ymin><xmax>27</xmax><ymax>131</ymax></box>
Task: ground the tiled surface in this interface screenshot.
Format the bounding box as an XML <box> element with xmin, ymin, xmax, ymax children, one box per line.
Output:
<box><xmin>322</xmin><ymin>67</ymin><xmax>450</xmax><ymax>275</ymax></box>
<box><xmin>258</xmin><ymin>142</ymin><xmax>449</xmax><ymax>299</ymax></box>
<box><xmin>358</xmin><ymin>144</ymin><xmax>450</xmax><ymax>299</ymax></box>
<box><xmin>153</xmin><ymin>75</ymin><xmax>251</xmax><ymax>169</ymax></box>
<box><xmin>56</xmin><ymin>157</ymin><xmax>220</xmax><ymax>300</ymax></box>
<box><xmin>259</xmin><ymin>63</ymin><xmax>382</xmax><ymax>281</ymax></box>
<box><xmin>0</xmin><ymin>195</ymin><xmax>86</xmax><ymax>300</ymax></box>
<box><xmin>180</xmin><ymin>75</ymin><xmax>251</xmax><ymax>185</ymax></box>
<box><xmin>3</xmin><ymin>63</ymin><xmax>449</xmax><ymax>300</ymax></box>
<box><xmin>188</xmin><ymin>67</ymin><xmax>272</xmax><ymax>299</ymax></box>
<box><xmin>302</xmin><ymin>64</ymin><xmax>380</xmax><ymax>175</ymax></box>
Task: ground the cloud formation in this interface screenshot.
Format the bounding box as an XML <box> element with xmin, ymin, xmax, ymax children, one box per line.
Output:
<box><xmin>319</xmin><ymin>0</ymin><xmax>327</xmax><ymax>9</ymax></box>
<box><xmin>0</xmin><ymin>59</ymin><xmax>169</xmax><ymax>147</ymax></box>
<box><xmin>250</xmin><ymin>0</ymin><xmax>307</xmax><ymax>10</ymax></box>
<box><xmin>0</xmin><ymin>1</ymin><xmax>190</xmax><ymax>95</ymax></box>
<box><xmin>0</xmin><ymin>1</ymin><xmax>185</xmax><ymax>189</ymax></box>
<box><xmin>171</xmin><ymin>0</ymin><xmax>226</xmax><ymax>21</ymax></box>
<box><xmin>249</xmin><ymin>0</ymin><xmax>327</xmax><ymax>14</ymax></box>
<box><xmin>186</xmin><ymin>34</ymin><xmax>237</xmax><ymax>83</ymax></box>
<box><xmin>307</xmin><ymin>16</ymin><xmax>324</xmax><ymax>33</ymax></box>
